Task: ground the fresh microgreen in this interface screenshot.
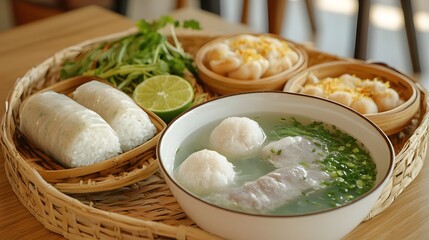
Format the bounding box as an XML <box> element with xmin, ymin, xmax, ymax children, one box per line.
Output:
<box><xmin>61</xmin><ymin>16</ymin><xmax>201</xmax><ymax>94</ymax></box>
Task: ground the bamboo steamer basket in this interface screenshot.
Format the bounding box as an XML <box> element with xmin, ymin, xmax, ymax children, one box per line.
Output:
<box><xmin>195</xmin><ymin>33</ymin><xmax>308</xmax><ymax>95</ymax></box>
<box><xmin>283</xmin><ymin>61</ymin><xmax>420</xmax><ymax>135</ymax></box>
<box><xmin>1</xmin><ymin>30</ymin><xmax>428</xmax><ymax>239</ymax></box>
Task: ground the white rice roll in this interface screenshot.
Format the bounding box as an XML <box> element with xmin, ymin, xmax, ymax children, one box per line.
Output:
<box><xmin>373</xmin><ymin>88</ymin><xmax>401</xmax><ymax>112</ymax></box>
<box><xmin>19</xmin><ymin>91</ymin><xmax>121</xmax><ymax>168</ymax></box>
<box><xmin>176</xmin><ymin>149</ymin><xmax>235</xmax><ymax>195</ymax></box>
<box><xmin>210</xmin><ymin>117</ymin><xmax>266</xmax><ymax>159</ymax></box>
<box><xmin>73</xmin><ymin>80</ymin><xmax>157</xmax><ymax>151</ymax></box>
<box><xmin>328</xmin><ymin>91</ymin><xmax>353</xmax><ymax>106</ymax></box>
<box><xmin>351</xmin><ymin>97</ymin><xmax>379</xmax><ymax>114</ymax></box>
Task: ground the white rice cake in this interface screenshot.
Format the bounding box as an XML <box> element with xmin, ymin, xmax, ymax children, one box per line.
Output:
<box><xmin>19</xmin><ymin>91</ymin><xmax>122</xmax><ymax>168</ymax></box>
<box><xmin>73</xmin><ymin>80</ymin><xmax>157</xmax><ymax>151</ymax></box>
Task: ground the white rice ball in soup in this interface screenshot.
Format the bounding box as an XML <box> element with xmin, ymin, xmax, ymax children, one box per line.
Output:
<box><xmin>175</xmin><ymin>149</ymin><xmax>235</xmax><ymax>195</ymax></box>
<box><xmin>209</xmin><ymin>117</ymin><xmax>266</xmax><ymax>159</ymax></box>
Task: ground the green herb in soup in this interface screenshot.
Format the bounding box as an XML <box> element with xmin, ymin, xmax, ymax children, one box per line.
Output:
<box><xmin>174</xmin><ymin>114</ymin><xmax>377</xmax><ymax>215</ymax></box>
<box><xmin>269</xmin><ymin>117</ymin><xmax>377</xmax><ymax>209</ymax></box>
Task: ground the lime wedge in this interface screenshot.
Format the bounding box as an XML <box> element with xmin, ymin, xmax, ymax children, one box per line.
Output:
<box><xmin>133</xmin><ymin>75</ymin><xmax>194</xmax><ymax>123</ymax></box>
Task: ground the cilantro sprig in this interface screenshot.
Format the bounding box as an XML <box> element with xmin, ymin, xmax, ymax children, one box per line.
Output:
<box><xmin>61</xmin><ymin>16</ymin><xmax>201</xmax><ymax>94</ymax></box>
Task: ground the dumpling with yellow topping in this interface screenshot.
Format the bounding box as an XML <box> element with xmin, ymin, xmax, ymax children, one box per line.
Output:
<box><xmin>205</xmin><ymin>43</ymin><xmax>242</xmax><ymax>75</ymax></box>
<box><xmin>328</xmin><ymin>91</ymin><xmax>353</xmax><ymax>106</ymax></box>
<box><xmin>351</xmin><ymin>97</ymin><xmax>379</xmax><ymax>114</ymax></box>
<box><xmin>301</xmin><ymin>85</ymin><xmax>325</xmax><ymax>97</ymax></box>
<box><xmin>227</xmin><ymin>49</ymin><xmax>269</xmax><ymax>80</ymax></box>
<box><xmin>203</xmin><ymin>34</ymin><xmax>299</xmax><ymax>80</ymax></box>
<box><xmin>373</xmin><ymin>88</ymin><xmax>401</xmax><ymax>112</ymax></box>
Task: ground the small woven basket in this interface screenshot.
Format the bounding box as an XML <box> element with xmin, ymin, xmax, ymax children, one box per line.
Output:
<box><xmin>17</xmin><ymin>75</ymin><xmax>167</xmax><ymax>194</ymax></box>
<box><xmin>283</xmin><ymin>61</ymin><xmax>421</xmax><ymax>135</ymax></box>
<box><xmin>195</xmin><ymin>33</ymin><xmax>308</xmax><ymax>95</ymax></box>
<box><xmin>1</xmin><ymin>29</ymin><xmax>428</xmax><ymax>239</ymax></box>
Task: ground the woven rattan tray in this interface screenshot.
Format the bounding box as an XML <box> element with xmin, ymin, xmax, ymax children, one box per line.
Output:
<box><xmin>1</xmin><ymin>29</ymin><xmax>428</xmax><ymax>239</ymax></box>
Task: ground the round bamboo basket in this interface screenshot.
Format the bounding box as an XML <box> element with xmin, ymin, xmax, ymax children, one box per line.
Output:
<box><xmin>195</xmin><ymin>33</ymin><xmax>308</xmax><ymax>95</ymax></box>
<box><xmin>284</xmin><ymin>61</ymin><xmax>421</xmax><ymax>135</ymax></box>
<box><xmin>1</xmin><ymin>30</ymin><xmax>428</xmax><ymax>239</ymax></box>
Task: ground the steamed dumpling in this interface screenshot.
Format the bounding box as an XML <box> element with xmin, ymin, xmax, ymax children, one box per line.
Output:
<box><xmin>206</xmin><ymin>43</ymin><xmax>242</xmax><ymax>75</ymax></box>
<box><xmin>176</xmin><ymin>149</ymin><xmax>235</xmax><ymax>195</ymax></box>
<box><xmin>227</xmin><ymin>55</ymin><xmax>269</xmax><ymax>80</ymax></box>
<box><xmin>351</xmin><ymin>97</ymin><xmax>378</xmax><ymax>114</ymax></box>
<box><xmin>210</xmin><ymin>117</ymin><xmax>266</xmax><ymax>159</ymax></box>
<box><xmin>373</xmin><ymin>88</ymin><xmax>401</xmax><ymax>112</ymax></box>
<box><xmin>204</xmin><ymin>34</ymin><xmax>298</xmax><ymax>79</ymax></box>
<box><xmin>328</xmin><ymin>91</ymin><xmax>353</xmax><ymax>106</ymax></box>
<box><xmin>301</xmin><ymin>85</ymin><xmax>324</xmax><ymax>97</ymax></box>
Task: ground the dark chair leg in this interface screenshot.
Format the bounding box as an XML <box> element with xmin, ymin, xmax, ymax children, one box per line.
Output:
<box><xmin>267</xmin><ymin>0</ymin><xmax>287</xmax><ymax>35</ymax></box>
<box><xmin>354</xmin><ymin>0</ymin><xmax>371</xmax><ymax>60</ymax></box>
<box><xmin>304</xmin><ymin>0</ymin><xmax>317</xmax><ymax>34</ymax></box>
<box><xmin>200</xmin><ymin>0</ymin><xmax>221</xmax><ymax>15</ymax></box>
<box><xmin>112</xmin><ymin>0</ymin><xmax>128</xmax><ymax>15</ymax></box>
<box><xmin>241</xmin><ymin>0</ymin><xmax>250</xmax><ymax>25</ymax></box>
<box><xmin>400</xmin><ymin>0</ymin><xmax>421</xmax><ymax>73</ymax></box>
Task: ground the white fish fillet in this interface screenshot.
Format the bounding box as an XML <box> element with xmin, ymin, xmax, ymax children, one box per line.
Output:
<box><xmin>261</xmin><ymin>136</ymin><xmax>326</xmax><ymax>168</ymax></box>
<box><xmin>213</xmin><ymin>136</ymin><xmax>330</xmax><ymax>212</ymax></box>
<box><xmin>226</xmin><ymin>166</ymin><xmax>330</xmax><ymax>212</ymax></box>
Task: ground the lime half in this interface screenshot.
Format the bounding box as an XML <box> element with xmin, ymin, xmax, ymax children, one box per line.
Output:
<box><xmin>133</xmin><ymin>75</ymin><xmax>194</xmax><ymax>123</ymax></box>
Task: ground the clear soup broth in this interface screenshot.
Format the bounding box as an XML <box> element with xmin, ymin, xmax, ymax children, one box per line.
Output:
<box><xmin>174</xmin><ymin>113</ymin><xmax>376</xmax><ymax>215</ymax></box>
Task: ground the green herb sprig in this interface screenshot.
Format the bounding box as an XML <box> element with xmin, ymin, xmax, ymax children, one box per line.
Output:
<box><xmin>60</xmin><ymin>16</ymin><xmax>201</xmax><ymax>94</ymax></box>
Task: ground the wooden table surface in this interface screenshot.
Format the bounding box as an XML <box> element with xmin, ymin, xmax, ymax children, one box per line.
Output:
<box><xmin>1</xmin><ymin>6</ymin><xmax>428</xmax><ymax>240</ymax></box>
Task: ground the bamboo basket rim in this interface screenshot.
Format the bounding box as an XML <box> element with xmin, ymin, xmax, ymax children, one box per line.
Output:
<box><xmin>1</xmin><ymin>30</ymin><xmax>428</xmax><ymax>239</ymax></box>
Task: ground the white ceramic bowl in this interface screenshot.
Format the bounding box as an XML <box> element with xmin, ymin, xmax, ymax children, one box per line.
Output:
<box><xmin>157</xmin><ymin>92</ymin><xmax>394</xmax><ymax>240</ymax></box>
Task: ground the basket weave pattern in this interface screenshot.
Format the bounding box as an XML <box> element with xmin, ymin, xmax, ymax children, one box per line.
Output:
<box><xmin>1</xmin><ymin>30</ymin><xmax>429</xmax><ymax>239</ymax></box>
